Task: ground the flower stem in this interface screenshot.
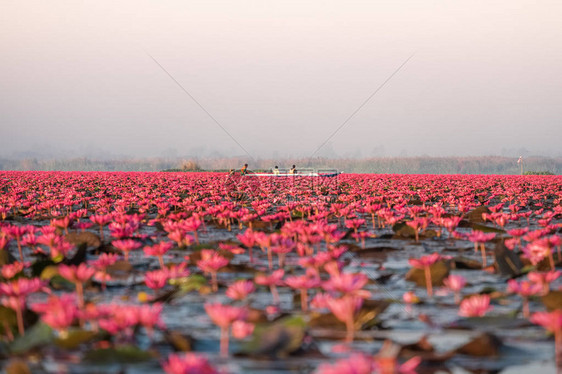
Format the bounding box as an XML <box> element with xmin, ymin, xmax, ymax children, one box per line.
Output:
<box><xmin>345</xmin><ymin>317</ymin><xmax>354</xmax><ymax>344</ymax></box>
<box><xmin>211</xmin><ymin>272</ymin><xmax>218</xmax><ymax>292</ymax></box>
<box><xmin>424</xmin><ymin>266</ymin><xmax>433</xmax><ymax>297</ymax></box>
<box><xmin>300</xmin><ymin>289</ymin><xmax>308</xmax><ymax>312</ymax></box>
<box><xmin>220</xmin><ymin>326</ymin><xmax>229</xmax><ymax>358</ymax></box>
<box><xmin>270</xmin><ymin>284</ymin><xmax>280</xmax><ymax>305</ymax></box>
<box><xmin>15</xmin><ymin>303</ymin><xmax>24</xmax><ymax>336</ymax></box>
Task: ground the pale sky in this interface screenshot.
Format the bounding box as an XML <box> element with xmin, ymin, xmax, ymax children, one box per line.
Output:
<box><xmin>1</xmin><ymin>0</ymin><xmax>561</xmax><ymax>160</ymax></box>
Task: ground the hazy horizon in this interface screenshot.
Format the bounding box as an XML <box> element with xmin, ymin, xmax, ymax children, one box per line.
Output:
<box><xmin>2</xmin><ymin>1</ymin><xmax>561</xmax><ymax>160</ymax></box>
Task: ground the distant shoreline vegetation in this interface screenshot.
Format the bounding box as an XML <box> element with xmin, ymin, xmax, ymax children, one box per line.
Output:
<box><xmin>0</xmin><ymin>156</ymin><xmax>560</xmax><ymax>175</ymax></box>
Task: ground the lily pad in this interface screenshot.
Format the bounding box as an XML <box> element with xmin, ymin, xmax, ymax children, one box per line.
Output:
<box><xmin>494</xmin><ymin>241</ymin><xmax>523</xmax><ymax>277</ymax></box>
<box><xmin>456</xmin><ymin>332</ymin><xmax>502</xmax><ymax>357</ymax></box>
<box><xmin>466</xmin><ymin>206</ymin><xmax>491</xmax><ymax>223</ymax></box>
<box><xmin>10</xmin><ymin>323</ymin><xmax>53</xmax><ymax>354</ymax></box>
<box><xmin>241</xmin><ymin>315</ymin><xmax>307</xmax><ymax>358</ymax></box>
<box><xmin>4</xmin><ymin>359</ymin><xmax>31</xmax><ymax>374</ymax></box>
<box><xmin>405</xmin><ymin>260</ymin><xmax>450</xmax><ymax>287</ymax></box>
<box><xmin>164</xmin><ymin>330</ymin><xmax>193</xmax><ymax>352</ymax></box>
<box><xmin>541</xmin><ymin>290</ymin><xmax>562</xmax><ymax>311</ymax></box>
<box><xmin>309</xmin><ymin>299</ymin><xmax>389</xmax><ymax>331</ymax></box>
<box><xmin>55</xmin><ymin>329</ymin><xmax>98</xmax><ymax>349</ymax></box>
<box><xmin>65</xmin><ymin>232</ymin><xmax>101</xmax><ymax>248</ymax></box>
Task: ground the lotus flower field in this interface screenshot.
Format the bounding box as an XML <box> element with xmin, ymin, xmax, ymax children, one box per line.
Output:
<box><xmin>0</xmin><ymin>171</ymin><xmax>561</xmax><ymax>373</ymax></box>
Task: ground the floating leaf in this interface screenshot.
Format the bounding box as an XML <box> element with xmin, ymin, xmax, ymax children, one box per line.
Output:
<box><xmin>494</xmin><ymin>241</ymin><xmax>523</xmax><ymax>277</ymax></box>
<box><xmin>469</xmin><ymin>223</ymin><xmax>505</xmax><ymax>234</ymax></box>
<box><xmin>241</xmin><ymin>316</ymin><xmax>307</xmax><ymax>358</ymax></box>
<box><xmin>65</xmin><ymin>232</ymin><xmax>101</xmax><ymax>249</ymax></box>
<box><xmin>392</xmin><ymin>223</ymin><xmax>416</xmax><ymax>238</ymax></box>
<box><xmin>454</xmin><ymin>256</ymin><xmax>483</xmax><ymax>270</ymax></box>
<box><xmin>466</xmin><ymin>206</ymin><xmax>491</xmax><ymax>223</ymax></box>
<box><xmin>4</xmin><ymin>359</ymin><xmax>31</xmax><ymax>374</ymax></box>
<box><xmin>54</xmin><ymin>329</ymin><xmax>98</xmax><ymax>349</ymax></box>
<box><xmin>0</xmin><ymin>306</ymin><xmax>17</xmax><ymax>334</ymax></box>
<box><xmin>10</xmin><ymin>323</ymin><xmax>53</xmax><ymax>354</ymax></box>
<box><xmin>456</xmin><ymin>332</ymin><xmax>502</xmax><ymax>357</ymax></box>
<box><xmin>106</xmin><ymin>260</ymin><xmax>133</xmax><ymax>279</ymax></box>
<box><xmin>405</xmin><ymin>260</ymin><xmax>450</xmax><ymax>287</ymax></box>
<box><xmin>309</xmin><ymin>299</ymin><xmax>389</xmax><ymax>331</ymax></box>
<box><xmin>541</xmin><ymin>290</ymin><xmax>562</xmax><ymax>311</ymax></box>
<box><xmin>165</xmin><ymin>330</ymin><xmax>193</xmax><ymax>352</ymax></box>
<box><xmin>176</xmin><ymin>274</ymin><xmax>207</xmax><ymax>293</ymax></box>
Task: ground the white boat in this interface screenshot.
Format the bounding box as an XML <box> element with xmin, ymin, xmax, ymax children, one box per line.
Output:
<box><xmin>249</xmin><ymin>169</ymin><xmax>341</xmax><ymax>178</ymax></box>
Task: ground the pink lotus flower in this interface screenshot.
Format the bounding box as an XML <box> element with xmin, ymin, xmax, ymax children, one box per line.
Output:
<box><xmin>523</xmin><ymin>238</ymin><xmax>555</xmax><ymax>270</ymax></box>
<box><xmin>325</xmin><ymin>294</ymin><xmax>364</xmax><ymax>343</ymax></box>
<box><xmin>88</xmin><ymin>253</ymin><xmax>119</xmax><ymax>291</ymax></box>
<box><xmin>112</xmin><ymin>239</ymin><xmax>142</xmax><ymax>262</ymax></box>
<box><xmin>443</xmin><ymin>275</ymin><xmax>466</xmax><ymax>304</ymax></box>
<box><xmin>409</xmin><ymin>253</ymin><xmax>441</xmax><ymax>297</ymax></box>
<box><xmin>507</xmin><ymin>279</ymin><xmax>543</xmax><ymax>318</ymax></box>
<box><xmin>530</xmin><ymin>309</ymin><xmax>562</xmax><ymax>368</ymax></box>
<box><xmin>204</xmin><ymin>302</ymin><xmax>248</xmax><ymax>357</ymax></box>
<box><xmin>237</xmin><ymin>228</ymin><xmax>256</xmax><ymax>263</ymax></box>
<box><xmin>4</xmin><ymin>224</ymin><xmax>30</xmax><ymax>262</ymax></box>
<box><xmin>136</xmin><ymin>302</ymin><xmax>166</xmax><ymax>338</ymax></box>
<box><xmin>466</xmin><ymin>231</ymin><xmax>496</xmax><ymax>267</ymax></box>
<box><xmin>285</xmin><ymin>269</ymin><xmax>321</xmax><ymax>312</ymax></box>
<box><xmin>0</xmin><ymin>235</ymin><xmax>11</xmax><ymax>251</ymax></box>
<box><xmin>31</xmin><ymin>293</ymin><xmax>78</xmax><ymax>333</ymax></box>
<box><xmin>322</xmin><ymin>270</ymin><xmax>371</xmax><ymax>299</ymax></box>
<box><xmin>0</xmin><ymin>277</ymin><xmax>45</xmax><ymax>334</ymax></box>
<box><xmin>402</xmin><ymin>291</ymin><xmax>420</xmax><ymax>305</ymax></box>
<box><xmin>168</xmin><ymin>230</ymin><xmax>194</xmax><ymax>248</ymax></box>
<box><xmin>528</xmin><ymin>270</ymin><xmax>561</xmax><ymax>295</ymax></box>
<box><xmin>58</xmin><ymin>263</ymin><xmax>95</xmax><ymax>309</ymax></box>
<box><xmin>145</xmin><ymin>268</ymin><xmax>169</xmax><ymax>292</ymax></box>
<box><xmin>406</xmin><ymin>218</ymin><xmax>428</xmax><ymax>242</ymax></box>
<box><xmin>226</xmin><ymin>279</ymin><xmax>255</xmax><ymax>301</ymax></box>
<box><xmin>89</xmin><ymin>214</ymin><xmax>113</xmax><ymax>241</ymax></box>
<box><xmin>458</xmin><ymin>294</ymin><xmax>492</xmax><ymax>317</ymax></box>
<box><xmin>255</xmin><ymin>269</ymin><xmax>284</xmax><ymax>304</ymax></box>
<box><xmin>197</xmin><ymin>249</ymin><xmax>230</xmax><ymax>292</ymax></box>
<box><xmin>167</xmin><ymin>262</ymin><xmax>190</xmax><ymax>280</ymax></box>
<box><xmin>162</xmin><ymin>353</ymin><xmax>218</xmax><ymax>374</ymax></box>
<box><xmin>144</xmin><ymin>241</ymin><xmax>173</xmax><ymax>268</ymax></box>
<box><xmin>231</xmin><ymin>320</ymin><xmax>255</xmax><ymax>339</ymax></box>
<box><xmin>1</xmin><ymin>261</ymin><xmax>28</xmax><ymax>279</ymax></box>
<box><xmin>315</xmin><ymin>351</ymin><xmax>421</xmax><ymax>374</ymax></box>
<box><xmin>97</xmin><ymin>304</ymin><xmax>140</xmax><ymax>336</ymax></box>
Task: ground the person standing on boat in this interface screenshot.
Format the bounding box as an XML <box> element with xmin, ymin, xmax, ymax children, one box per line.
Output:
<box><xmin>289</xmin><ymin>165</ymin><xmax>297</xmax><ymax>174</ymax></box>
<box><xmin>273</xmin><ymin>166</ymin><xmax>280</xmax><ymax>175</ymax></box>
<box><xmin>241</xmin><ymin>164</ymin><xmax>248</xmax><ymax>175</ymax></box>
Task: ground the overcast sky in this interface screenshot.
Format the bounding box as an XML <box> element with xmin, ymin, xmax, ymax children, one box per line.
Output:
<box><xmin>1</xmin><ymin>0</ymin><xmax>561</xmax><ymax>160</ymax></box>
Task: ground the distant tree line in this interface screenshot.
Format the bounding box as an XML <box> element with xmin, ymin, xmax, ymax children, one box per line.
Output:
<box><xmin>1</xmin><ymin>156</ymin><xmax>561</xmax><ymax>175</ymax></box>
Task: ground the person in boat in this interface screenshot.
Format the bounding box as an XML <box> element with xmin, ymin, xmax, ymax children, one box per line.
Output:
<box><xmin>289</xmin><ymin>165</ymin><xmax>297</xmax><ymax>174</ymax></box>
<box><xmin>240</xmin><ymin>163</ymin><xmax>248</xmax><ymax>175</ymax></box>
<box><xmin>272</xmin><ymin>166</ymin><xmax>280</xmax><ymax>175</ymax></box>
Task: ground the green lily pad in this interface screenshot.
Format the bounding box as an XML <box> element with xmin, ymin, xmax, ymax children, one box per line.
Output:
<box><xmin>174</xmin><ymin>274</ymin><xmax>207</xmax><ymax>292</ymax></box>
<box><xmin>10</xmin><ymin>323</ymin><xmax>53</xmax><ymax>354</ymax></box>
<box><xmin>55</xmin><ymin>329</ymin><xmax>98</xmax><ymax>349</ymax></box>
<box><xmin>241</xmin><ymin>316</ymin><xmax>307</xmax><ymax>358</ymax></box>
